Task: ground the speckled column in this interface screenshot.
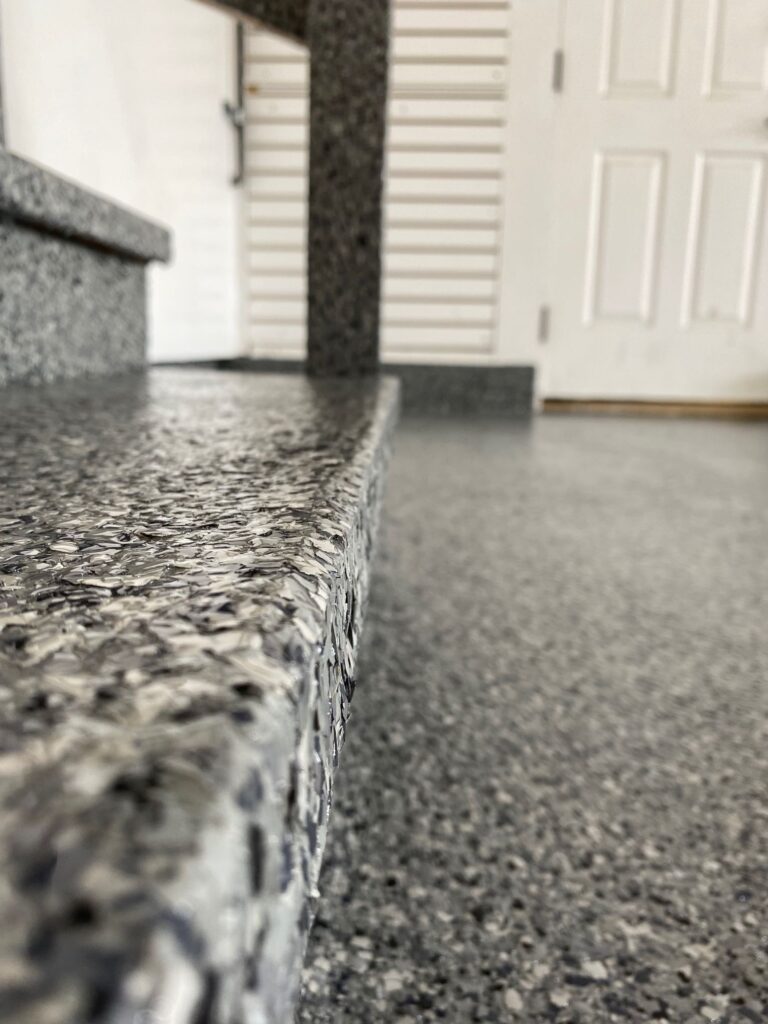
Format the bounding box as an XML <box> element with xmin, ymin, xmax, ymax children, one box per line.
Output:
<box><xmin>215</xmin><ymin>0</ymin><xmax>308</xmax><ymax>42</ymax></box>
<box><xmin>214</xmin><ymin>0</ymin><xmax>390</xmax><ymax>376</ymax></box>
<box><xmin>306</xmin><ymin>0</ymin><xmax>390</xmax><ymax>375</ymax></box>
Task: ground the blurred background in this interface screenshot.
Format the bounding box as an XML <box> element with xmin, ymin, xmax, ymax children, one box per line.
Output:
<box><xmin>1</xmin><ymin>0</ymin><xmax>767</xmax><ymax>404</ymax></box>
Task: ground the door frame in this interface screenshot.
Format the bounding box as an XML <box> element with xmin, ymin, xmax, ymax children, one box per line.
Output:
<box><xmin>496</xmin><ymin>0</ymin><xmax>563</xmax><ymax>398</ymax></box>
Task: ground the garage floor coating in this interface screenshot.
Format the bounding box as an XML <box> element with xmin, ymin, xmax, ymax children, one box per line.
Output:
<box><xmin>297</xmin><ymin>413</ymin><xmax>768</xmax><ymax>1023</ymax></box>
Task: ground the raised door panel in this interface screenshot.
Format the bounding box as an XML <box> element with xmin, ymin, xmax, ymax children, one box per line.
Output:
<box><xmin>682</xmin><ymin>153</ymin><xmax>767</xmax><ymax>325</ymax></box>
<box><xmin>583</xmin><ymin>152</ymin><xmax>666</xmax><ymax>323</ymax></box>
<box><xmin>703</xmin><ymin>0</ymin><xmax>768</xmax><ymax>96</ymax></box>
<box><xmin>599</xmin><ymin>0</ymin><xmax>680</xmax><ymax>97</ymax></box>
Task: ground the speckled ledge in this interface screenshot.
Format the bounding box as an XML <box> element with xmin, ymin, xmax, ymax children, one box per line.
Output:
<box><xmin>0</xmin><ymin>368</ymin><xmax>399</xmax><ymax>1024</ymax></box>
<box><xmin>218</xmin><ymin>0</ymin><xmax>308</xmax><ymax>41</ymax></box>
<box><xmin>0</xmin><ymin>150</ymin><xmax>170</xmax><ymax>263</ymax></box>
<box><xmin>0</xmin><ymin>152</ymin><xmax>170</xmax><ymax>387</ymax></box>
<box><xmin>209</xmin><ymin>359</ymin><xmax>535</xmax><ymax>415</ymax></box>
<box><xmin>0</xmin><ymin>221</ymin><xmax>148</xmax><ymax>387</ymax></box>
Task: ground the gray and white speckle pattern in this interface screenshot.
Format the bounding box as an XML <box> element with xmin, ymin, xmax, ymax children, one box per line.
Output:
<box><xmin>216</xmin><ymin>0</ymin><xmax>308</xmax><ymax>41</ymax></box>
<box><xmin>221</xmin><ymin>361</ymin><xmax>535</xmax><ymax>416</ymax></box>
<box><xmin>0</xmin><ymin>150</ymin><xmax>170</xmax><ymax>263</ymax></box>
<box><xmin>0</xmin><ymin>369</ymin><xmax>398</xmax><ymax>1024</ymax></box>
<box><xmin>381</xmin><ymin>364</ymin><xmax>534</xmax><ymax>415</ymax></box>
<box><xmin>0</xmin><ymin>222</ymin><xmax>147</xmax><ymax>387</ymax></box>
<box><xmin>306</xmin><ymin>0</ymin><xmax>390</xmax><ymax>375</ymax></box>
<box><xmin>0</xmin><ymin>151</ymin><xmax>169</xmax><ymax>386</ymax></box>
<box><xmin>299</xmin><ymin>413</ymin><xmax>768</xmax><ymax>1023</ymax></box>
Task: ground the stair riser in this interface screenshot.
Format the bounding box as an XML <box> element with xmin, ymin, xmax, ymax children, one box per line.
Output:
<box><xmin>0</xmin><ymin>221</ymin><xmax>147</xmax><ymax>386</ymax></box>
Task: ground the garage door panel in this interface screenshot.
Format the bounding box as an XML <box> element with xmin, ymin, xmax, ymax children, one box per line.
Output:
<box><xmin>395</xmin><ymin>8</ymin><xmax>508</xmax><ymax>32</ymax></box>
<box><xmin>247</xmin><ymin>62</ymin><xmax>307</xmax><ymax>89</ymax></box>
<box><xmin>392</xmin><ymin>62</ymin><xmax>506</xmax><ymax>90</ymax></box>
<box><xmin>247</xmin><ymin>201</ymin><xmax>499</xmax><ymax>227</ymax></box>
<box><xmin>389</xmin><ymin>96</ymin><xmax>505</xmax><ymax>122</ymax></box>
<box><xmin>385</xmin><ymin>277</ymin><xmax>496</xmax><ymax>299</ymax></box>
<box><xmin>249</xmin><ymin>299</ymin><xmax>496</xmax><ymax>324</ymax></box>
<box><xmin>385</xmin><ymin>176</ymin><xmax>501</xmax><ymax>200</ymax></box>
<box><xmin>383</xmin><ymin>326</ymin><xmax>494</xmax><ymax>353</ymax></box>
<box><xmin>384</xmin><ymin>251</ymin><xmax>497</xmax><ymax>275</ymax></box>
<box><xmin>385</xmin><ymin>226</ymin><xmax>498</xmax><ymax>250</ymax></box>
<box><xmin>248</xmin><ymin>121</ymin><xmax>503</xmax><ymax>149</ymax></box>
<box><xmin>394</xmin><ymin>35</ymin><xmax>507</xmax><ymax>60</ymax></box>
<box><xmin>249</xmin><ymin>276</ymin><xmax>495</xmax><ymax>299</ymax></box>
<box><xmin>250</xmin><ymin>96</ymin><xmax>505</xmax><ymax>124</ymax></box>
<box><xmin>247</xmin><ymin>249</ymin><xmax>304</xmax><ymax>272</ymax></box>
<box><xmin>387</xmin><ymin>150</ymin><xmax>502</xmax><ymax>174</ymax></box>
<box><xmin>248</xmin><ymin>224</ymin><xmax>305</xmax><ymax>248</ymax></box>
<box><xmin>247</xmin><ymin>175</ymin><xmax>501</xmax><ymax>201</ymax></box>
<box><xmin>247</xmin><ymin>175</ymin><xmax>307</xmax><ymax>199</ymax></box>
<box><xmin>245</xmin><ymin>150</ymin><xmax>307</xmax><ymax>174</ymax></box>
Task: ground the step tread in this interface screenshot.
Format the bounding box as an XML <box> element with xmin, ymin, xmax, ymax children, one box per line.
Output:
<box><xmin>0</xmin><ymin>367</ymin><xmax>398</xmax><ymax>1023</ymax></box>
<box><xmin>0</xmin><ymin>150</ymin><xmax>170</xmax><ymax>263</ymax></box>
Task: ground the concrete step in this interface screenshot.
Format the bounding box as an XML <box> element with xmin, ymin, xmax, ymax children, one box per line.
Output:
<box><xmin>0</xmin><ymin>368</ymin><xmax>399</xmax><ymax>1024</ymax></box>
<box><xmin>0</xmin><ymin>150</ymin><xmax>169</xmax><ymax>386</ymax></box>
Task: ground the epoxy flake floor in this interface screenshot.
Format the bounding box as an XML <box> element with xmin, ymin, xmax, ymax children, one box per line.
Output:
<box><xmin>298</xmin><ymin>413</ymin><xmax>768</xmax><ymax>1024</ymax></box>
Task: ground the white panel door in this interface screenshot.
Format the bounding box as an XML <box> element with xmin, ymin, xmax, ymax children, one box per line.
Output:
<box><xmin>545</xmin><ymin>0</ymin><xmax>768</xmax><ymax>400</ymax></box>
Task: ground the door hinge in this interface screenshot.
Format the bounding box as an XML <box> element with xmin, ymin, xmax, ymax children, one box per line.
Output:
<box><xmin>552</xmin><ymin>48</ymin><xmax>565</xmax><ymax>93</ymax></box>
<box><xmin>538</xmin><ymin>305</ymin><xmax>551</xmax><ymax>343</ymax></box>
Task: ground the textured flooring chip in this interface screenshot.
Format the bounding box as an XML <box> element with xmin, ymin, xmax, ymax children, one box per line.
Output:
<box><xmin>299</xmin><ymin>413</ymin><xmax>768</xmax><ymax>1024</ymax></box>
<box><xmin>0</xmin><ymin>368</ymin><xmax>398</xmax><ymax>1024</ymax></box>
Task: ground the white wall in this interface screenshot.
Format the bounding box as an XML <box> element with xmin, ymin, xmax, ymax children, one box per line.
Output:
<box><xmin>0</xmin><ymin>0</ymin><xmax>243</xmax><ymax>362</ymax></box>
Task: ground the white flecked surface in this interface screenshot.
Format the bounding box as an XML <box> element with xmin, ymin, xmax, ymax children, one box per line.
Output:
<box><xmin>300</xmin><ymin>412</ymin><xmax>768</xmax><ymax>1023</ymax></box>
<box><xmin>0</xmin><ymin>368</ymin><xmax>398</xmax><ymax>1024</ymax></box>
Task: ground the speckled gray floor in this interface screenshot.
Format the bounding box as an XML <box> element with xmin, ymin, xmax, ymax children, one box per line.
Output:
<box><xmin>298</xmin><ymin>413</ymin><xmax>768</xmax><ymax>1024</ymax></box>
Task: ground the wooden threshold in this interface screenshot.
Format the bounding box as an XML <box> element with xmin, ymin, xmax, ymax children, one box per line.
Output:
<box><xmin>541</xmin><ymin>399</ymin><xmax>768</xmax><ymax>421</ymax></box>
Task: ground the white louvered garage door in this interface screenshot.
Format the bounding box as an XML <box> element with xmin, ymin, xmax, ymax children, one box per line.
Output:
<box><xmin>243</xmin><ymin>1</ymin><xmax>510</xmax><ymax>363</ymax></box>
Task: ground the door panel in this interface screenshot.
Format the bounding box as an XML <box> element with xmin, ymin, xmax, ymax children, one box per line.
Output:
<box><xmin>584</xmin><ymin>151</ymin><xmax>665</xmax><ymax>323</ymax></box>
<box><xmin>600</xmin><ymin>0</ymin><xmax>680</xmax><ymax>97</ymax></box>
<box><xmin>682</xmin><ymin>153</ymin><xmax>766</xmax><ymax>326</ymax></box>
<box><xmin>704</xmin><ymin>0</ymin><xmax>768</xmax><ymax>95</ymax></box>
<box><xmin>545</xmin><ymin>0</ymin><xmax>768</xmax><ymax>400</ymax></box>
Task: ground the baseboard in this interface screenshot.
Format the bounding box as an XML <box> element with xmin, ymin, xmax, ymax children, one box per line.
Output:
<box><xmin>168</xmin><ymin>357</ymin><xmax>535</xmax><ymax>416</ymax></box>
<box><xmin>385</xmin><ymin>362</ymin><xmax>534</xmax><ymax>415</ymax></box>
<box><xmin>543</xmin><ymin>399</ymin><xmax>768</xmax><ymax>421</ymax></box>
